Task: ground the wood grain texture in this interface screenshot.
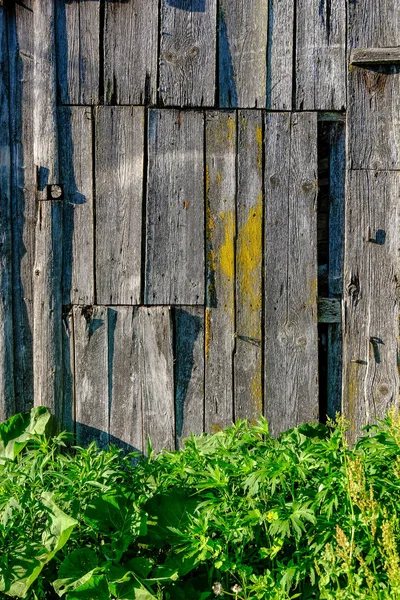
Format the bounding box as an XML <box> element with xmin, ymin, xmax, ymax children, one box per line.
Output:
<box><xmin>267</xmin><ymin>0</ymin><xmax>293</xmax><ymax>109</ymax></box>
<box><xmin>174</xmin><ymin>307</ymin><xmax>204</xmax><ymax>447</ymax></box>
<box><xmin>234</xmin><ymin>110</ymin><xmax>263</xmax><ymax>421</ymax></box>
<box><xmin>59</xmin><ymin>107</ymin><xmax>94</xmax><ymax>305</ymax></box>
<box><xmin>343</xmin><ymin>171</ymin><xmax>400</xmax><ymax>445</ymax></box>
<box><xmin>351</xmin><ymin>48</ymin><xmax>400</xmax><ymax>65</ymax></box>
<box><xmin>104</xmin><ymin>0</ymin><xmax>158</xmax><ymax>105</ymax></box>
<box><xmin>139</xmin><ymin>307</ymin><xmax>175</xmax><ymax>453</ymax></box>
<box><xmin>205</xmin><ymin>111</ymin><xmax>236</xmax><ymax>432</ymax></box>
<box><xmin>219</xmin><ymin>0</ymin><xmax>268</xmax><ymax>107</ymax></box>
<box><xmin>159</xmin><ymin>0</ymin><xmax>216</xmax><ymax>106</ymax></box>
<box><xmin>56</xmin><ymin>0</ymin><xmax>100</xmax><ymax>105</ymax></box>
<box><xmin>348</xmin><ymin>65</ymin><xmax>400</xmax><ymax>170</ymax></box>
<box><xmin>349</xmin><ymin>0</ymin><xmax>400</xmax><ymax>48</ymax></box>
<box><xmin>0</xmin><ymin>6</ymin><xmax>15</xmax><ymax>420</ymax></box>
<box><xmin>33</xmin><ymin>0</ymin><xmax>63</xmax><ymax>417</ymax></box>
<box><xmin>95</xmin><ymin>106</ymin><xmax>143</xmax><ymax>305</ymax></box>
<box><xmin>264</xmin><ymin>112</ymin><xmax>319</xmax><ymax>436</ymax></box>
<box><xmin>145</xmin><ymin>109</ymin><xmax>204</xmax><ymax>304</ymax></box>
<box><xmin>296</xmin><ymin>0</ymin><xmax>346</xmax><ymax>110</ymax></box>
<box><xmin>62</xmin><ymin>307</ymin><xmax>74</xmax><ymax>434</ymax></box>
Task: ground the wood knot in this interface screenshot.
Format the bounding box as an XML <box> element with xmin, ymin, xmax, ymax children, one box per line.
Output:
<box><xmin>269</xmin><ymin>174</ymin><xmax>279</xmax><ymax>187</ymax></box>
<box><xmin>301</xmin><ymin>179</ymin><xmax>316</xmax><ymax>194</ymax></box>
<box><xmin>378</xmin><ymin>384</ymin><xmax>390</xmax><ymax>396</ymax></box>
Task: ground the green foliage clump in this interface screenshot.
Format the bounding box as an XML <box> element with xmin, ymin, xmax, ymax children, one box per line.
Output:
<box><xmin>2</xmin><ymin>407</ymin><xmax>400</xmax><ymax>599</ymax></box>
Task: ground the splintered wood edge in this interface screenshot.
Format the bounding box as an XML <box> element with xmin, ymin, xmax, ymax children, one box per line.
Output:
<box><xmin>317</xmin><ymin>298</ymin><xmax>341</xmax><ymax>324</ymax></box>
<box><xmin>350</xmin><ymin>47</ymin><xmax>400</xmax><ymax>66</ymax></box>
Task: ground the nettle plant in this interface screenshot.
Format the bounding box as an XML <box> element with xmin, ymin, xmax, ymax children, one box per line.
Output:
<box><xmin>1</xmin><ymin>406</ymin><xmax>400</xmax><ymax>599</ymax></box>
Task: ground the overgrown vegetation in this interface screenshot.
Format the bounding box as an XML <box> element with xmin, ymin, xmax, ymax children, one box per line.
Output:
<box><xmin>2</xmin><ymin>407</ymin><xmax>400</xmax><ymax>599</ymax></box>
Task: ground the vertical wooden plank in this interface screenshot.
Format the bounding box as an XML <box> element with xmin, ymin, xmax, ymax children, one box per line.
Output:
<box><xmin>349</xmin><ymin>0</ymin><xmax>400</xmax><ymax>48</ymax></box>
<box><xmin>267</xmin><ymin>0</ymin><xmax>293</xmax><ymax>110</ymax></box>
<box><xmin>0</xmin><ymin>5</ymin><xmax>15</xmax><ymax>420</ymax></box>
<box><xmin>174</xmin><ymin>307</ymin><xmax>204</xmax><ymax>447</ymax></box>
<box><xmin>62</xmin><ymin>307</ymin><xmax>75</xmax><ymax>435</ymax></box>
<box><xmin>205</xmin><ymin>111</ymin><xmax>236</xmax><ymax>431</ymax></box>
<box><xmin>264</xmin><ymin>112</ymin><xmax>319</xmax><ymax>436</ymax></box>
<box><xmin>159</xmin><ymin>0</ymin><xmax>216</xmax><ymax>106</ymax></box>
<box><xmin>95</xmin><ymin>106</ymin><xmax>143</xmax><ymax>305</ymax></box>
<box><xmin>145</xmin><ymin>109</ymin><xmax>204</xmax><ymax>304</ymax></box>
<box><xmin>59</xmin><ymin>106</ymin><xmax>94</xmax><ymax>305</ymax></box>
<box><xmin>234</xmin><ymin>110</ymin><xmax>263</xmax><ymax>422</ymax></box>
<box><xmin>104</xmin><ymin>0</ymin><xmax>158</xmax><ymax>105</ymax></box>
<box><xmin>33</xmin><ymin>0</ymin><xmax>63</xmax><ymax>417</ymax></box>
<box><xmin>296</xmin><ymin>0</ymin><xmax>346</xmax><ymax>110</ymax></box>
<box><xmin>140</xmin><ymin>307</ymin><xmax>175</xmax><ymax>453</ymax></box>
<box><xmin>343</xmin><ymin>171</ymin><xmax>400</xmax><ymax>444</ymax></box>
<box><xmin>74</xmin><ymin>306</ymin><xmax>109</xmax><ymax>448</ymax></box>
<box><xmin>56</xmin><ymin>0</ymin><xmax>100</xmax><ymax>105</ymax></box>
<box><xmin>109</xmin><ymin>307</ymin><xmax>143</xmax><ymax>453</ymax></box>
<box><xmin>219</xmin><ymin>0</ymin><xmax>268</xmax><ymax>108</ymax></box>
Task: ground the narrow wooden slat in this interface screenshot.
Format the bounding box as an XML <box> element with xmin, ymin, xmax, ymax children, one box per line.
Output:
<box><xmin>145</xmin><ymin>109</ymin><xmax>204</xmax><ymax>304</ymax></box>
<box><xmin>349</xmin><ymin>0</ymin><xmax>400</xmax><ymax>48</ymax></box>
<box><xmin>140</xmin><ymin>307</ymin><xmax>175</xmax><ymax>453</ymax></box>
<box><xmin>56</xmin><ymin>0</ymin><xmax>100</xmax><ymax>105</ymax></box>
<box><xmin>174</xmin><ymin>307</ymin><xmax>204</xmax><ymax>447</ymax></box>
<box><xmin>351</xmin><ymin>48</ymin><xmax>400</xmax><ymax>66</ymax></box>
<box><xmin>343</xmin><ymin>171</ymin><xmax>400</xmax><ymax>444</ymax></box>
<box><xmin>264</xmin><ymin>112</ymin><xmax>319</xmax><ymax>436</ymax></box>
<box><xmin>205</xmin><ymin>111</ymin><xmax>236</xmax><ymax>432</ymax></box>
<box><xmin>234</xmin><ymin>110</ymin><xmax>263</xmax><ymax>421</ymax></box>
<box><xmin>267</xmin><ymin>0</ymin><xmax>293</xmax><ymax>110</ymax></box>
<box><xmin>104</xmin><ymin>0</ymin><xmax>158</xmax><ymax>105</ymax></box>
<box><xmin>109</xmin><ymin>307</ymin><xmax>143</xmax><ymax>453</ymax></box>
<box><xmin>219</xmin><ymin>0</ymin><xmax>268</xmax><ymax>108</ymax></box>
<box><xmin>74</xmin><ymin>306</ymin><xmax>109</xmax><ymax>448</ymax></box>
<box><xmin>95</xmin><ymin>106</ymin><xmax>143</xmax><ymax>305</ymax></box>
<box><xmin>59</xmin><ymin>107</ymin><xmax>94</xmax><ymax>305</ymax></box>
<box><xmin>33</xmin><ymin>0</ymin><xmax>63</xmax><ymax>417</ymax></box>
<box><xmin>159</xmin><ymin>0</ymin><xmax>216</xmax><ymax>106</ymax></box>
<box><xmin>62</xmin><ymin>307</ymin><xmax>74</xmax><ymax>434</ymax></box>
<box><xmin>296</xmin><ymin>0</ymin><xmax>346</xmax><ymax>110</ymax></box>
<box><xmin>0</xmin><ymin>6</ymin><xmax>15</xmax><ymax>420</ymax></box>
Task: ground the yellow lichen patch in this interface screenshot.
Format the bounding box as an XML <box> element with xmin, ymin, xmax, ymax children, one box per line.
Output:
<box><xmin>219</xmin><ymin>210</ymin><xmax>235</xmax><ymax>282</ymax></box>
<box><xmin>205</xmin><ymin>164</ymin><xmax>210</xmax><ymax>197</ymax></box>
<box><xmin>346</xmin><ymin>364</ymin><xmax>359</xmax><ymax>438</ymax></box>
<box><xmin>256</xmin><ymin>126</ymin><xmax>263</xmax><ymax>170</ymax></box>
<box><xmin>205</xmin><ymin>308</ymin><xmax>211</xmax><ymax>360</ymax></box>
<box><xmin>251</xmin><ymin>367</ymin><xmax>263</xmax><ymax>414</ymax></box>
<box><xmin>217</xmin><ymin>172</ymin><xmax>222</xmax><ymax>185</ymax></box>
<box><xmin>310</xmin><ymin>277</ymin><xmax>318</xmax><ymax>309</ymax></box>
<box><xmin>227</xmin><ymin>115</ymin><xmax>236</xmax><ymax>146</ymax></box>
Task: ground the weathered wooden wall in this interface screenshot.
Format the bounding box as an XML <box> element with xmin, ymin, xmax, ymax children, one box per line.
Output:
<box><xmin>1</xmin><ymin>0</ymin><xmax>399</xmax><ymax>450</ymax></box>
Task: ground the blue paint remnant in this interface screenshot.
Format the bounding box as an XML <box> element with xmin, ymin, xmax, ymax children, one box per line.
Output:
<box><xmin>166</xmin><ymin>0</ymin><xmax>206</xmax><ymax>12</ymax></box>
<box><xmin>37</xmin><ymin>166</ymin><xmax>49</xmax><ymax>192</ymax></box>
<box><xmin>218</xmin><ymin>6</ymin><xmax>238</xmax><ymax>107</ymax></box>
<box><xmin>266</xmin><ymin>0</ymin><xmax>274</xmax><ymax>107</ymax></box>
<box><xmin>148</xmin><ymin>110</ymin><xmax>157</xmax><ymax>143</ymax></box>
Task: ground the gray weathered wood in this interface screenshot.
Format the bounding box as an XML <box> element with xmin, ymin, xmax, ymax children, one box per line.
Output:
<box><xmin>0</xmin><ymin>6</ymin><xmax>15</xmax><ymax>420</ymax></box>
<box><xmin>33</xmin><ymin>0</ymin><xmax>63</xmax><ymax>417</ymax></box>
<box><xmin>264</xmin><ymin>112</ymin><xmax>319</xmax><ymax>436</ymax></box>
<box><xmin>317</xmin><ymin>298</ymin><xmax>341</xmax><ymax>323</ymax></box>
<box><xmin>74</xmin><ymin>306</ymin><xmax>109</xmax><ymax>448</ymax></box>
<box><xmin>351</xmin><ymin>48</ymin><xmax>400</xmax><ymax>66</ymax></box>
<box><xmin>59</xmin><ymin>107</ymin><xmax>94</xmax><ymax>305</ymax></box>
<box><xmin>174</xmin><ymin>307</ymin><xmax>204</xmax><ymax>447</ymax></box>
<box><xmin>56</xmin><ymin>0</ymin><xmax>100</xmax><ymax>105</ymax></box>
<box><xmin>349</xmin><ymin>0</ymin><xmax>400</xmax><ymax>48</ymax></box>
<box><xmin>62</xmin><ymin>307</ymin><xmax>74</xmax><ymax>434</ymax></box>
<box><xmin>267</xmin><ymin>0</ymin><xmax>293</xmax><ymax>110</ymax></box>
<box><xmin>343</xmin><ymin>170</ymin><xmax>400</xmax><ymax>444</ymax></box>
<box><xmin>95</xmin><ymin>106</ymin><xmax>143</xmax><ymax>305</ymax></box>
<box><xmin>219</xmin><ymin>0</ymin><xmax>268</xmax><ymax>108</ymax></box>
<box><xmin>159</xmin><ymin>0</ymin><xmax>216</xmax><ymax>106</ymax></box>
<box><xmin>348</xmin><ymin>66</ymin><xmax>400</xmax><ymax>170</ymax></box>
<box><xmin>205</xmin><ymin>111</ymin><xmax>236</xmax><ymax>432</ymax></box>
<box><xmin>145</xmin><ymin>109</ymin><xmax>204</xmax><ymax>304</ymax></box>
<box><xmin>109</xmin><ymin>307</ymin><xmax>143</xmax><ymax>453</ymax></box>
<box><xmin>139</xmin><ymin>307</ymin><xmax>175</xmax><ymax>453</ymax></box>
<box><xmin>104</xmin><ymin>0</ymin><xmax>158</xmax><ymax>105</ymax></box>
<box><xmin>296</xmin><ymin>0</ymin><xmax>346</xmax><ymax>110</ymax></box>
<box><xmin>234</xmin><ymin>110</ymin><xmax>263</xmax><ymax>421</ymax></box>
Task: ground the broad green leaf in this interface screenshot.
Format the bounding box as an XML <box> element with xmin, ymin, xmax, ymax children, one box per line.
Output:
<box><xmin>65</xmin><ymin>574</ymin><xmax>110</xmax><ymax>600</ymax></box>
<box><xmin>109</xmin><ymin>578</ymin><xmax>156</xmax><ymax>600</ymax></box>
<box><xmin>0</xmin><ymin>407</ymin><xmax>51</xmax><ymax>460</ymax></box>
<box><xmin>53</xmin><ymin>549</ymin><xmax>99</xmax><ymax>597</ymax></box>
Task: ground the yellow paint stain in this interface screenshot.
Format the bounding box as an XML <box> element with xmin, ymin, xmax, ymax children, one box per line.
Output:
<box><xmin>217</xmin><ymin>172</ymin><xmax>222</xmax><ymax>185</ymax></box>
<box><xmin>310</xmin><ymin>277</ymin><xmax>318</xmax><ymax>309</ymax></box>
<box><xmin>227</xmin><ymin>115</ymin><xmax>236</xmax><ymax>146</ymax></box>
<box><xmin>219</xmin><ymin>211</ymin><xmax>235</xmax><ymax>282</ymax></box>
<box><xmin>205</xmin><ymin>308</ymin><xmax>211</xmax><ymax>360</ymax></box>
<box><xmin>256</xmin><ymin>126</ymin><xmax>263</xmax><ymax>170</ymax></box>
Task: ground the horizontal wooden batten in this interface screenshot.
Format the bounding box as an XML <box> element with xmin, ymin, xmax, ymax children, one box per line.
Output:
<box><xmin>350</xmin><ymin>48</ymin><xmax>400</xmax><ymax>66</ymax></box>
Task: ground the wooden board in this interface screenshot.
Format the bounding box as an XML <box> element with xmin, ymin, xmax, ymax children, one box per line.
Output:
<box><xmin>33</xmin><ymin>0</ymin><xmax>63</xmax><ymax>417</ymax></box>
<box><xmin>348</xmin><ymin>66</ymin><xmax>400</xmax><ymax>170</ymax></box>
<box><xmin>59</xmin><ymin>106</ymin><xmax>94</xmax><ymax>305</ymax></box>
<box><xmin>349</xmin><ymin>0</ymin><xmax>400</xmax><ymax>48</ymax></box>
<box><xmin>139</xmin><ymin>307</ymin><xmax>175</xmax><ymax>453</ymax></box>
<box><xmin>351</xmin><ymin>48</ymin><xmax>400</xmax><ymax>66</ymax></box>
<box><xmin>219</xmin><ymin>0</ymin><xmax>268</xmax><ymax>108</ymax></box>
<box><xmin>104</xmin><ymin>0</ymin><xmax>158</xmax><ymax>105</ymax></box>
<box><xmin>145</xmin><ymin>109</ymin><xmax>204</xmax><ymax>304</ymax></box>
<box><xmin>264</xmin><ymin>112</ymin><xmax>319</xmax><ymax>436</ymax></box>
<box><xmin>174</xmin><ymin>307</ymin><xmax>204</xmax><ymax>446</ymax></box>
<box><xmin>205</xmin><ymin>111</ymin><xmax>236</xmax><ymax>431</ymax></box>
<box><xmin>267</xmin><ymin>0</ymin><xmax>293</xmax><ymax>110</ymax></box>
<box><xmin>234</xmin><ymin>110</ymin><xmax>263</xmax><ymax>421</ymax></box>
<box><xmin>296</xmin><ymin>0</ymin><xmax>346</xmax><ymax>110</ymax></box>
<box><xmin>56</xmin><ymin>0</ymin><xmax>100</xmax><ymax>105</ymax></box>
<box><xmin>62</xmin><ymin>307</ymin><xmax>74</xmax><ymax>434</ymax></box>
<box><xmin>95</xmin><ymin>106</ymin><xmax>143</xmax><ymax>305</ymax></box>
<box><xmin>159</xmin><ymin>0</ymin><xmax>216</xmax><ymax>106</ymax></box>
<box><xmin>343</xmin><ymin>170</ymin><xmax>400</xmax><ymax>444</ymax></box>
<box><xmin>74</xmin><ymin>306</ymin><xmax>109</xmax><ymax>448</ymax></box>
